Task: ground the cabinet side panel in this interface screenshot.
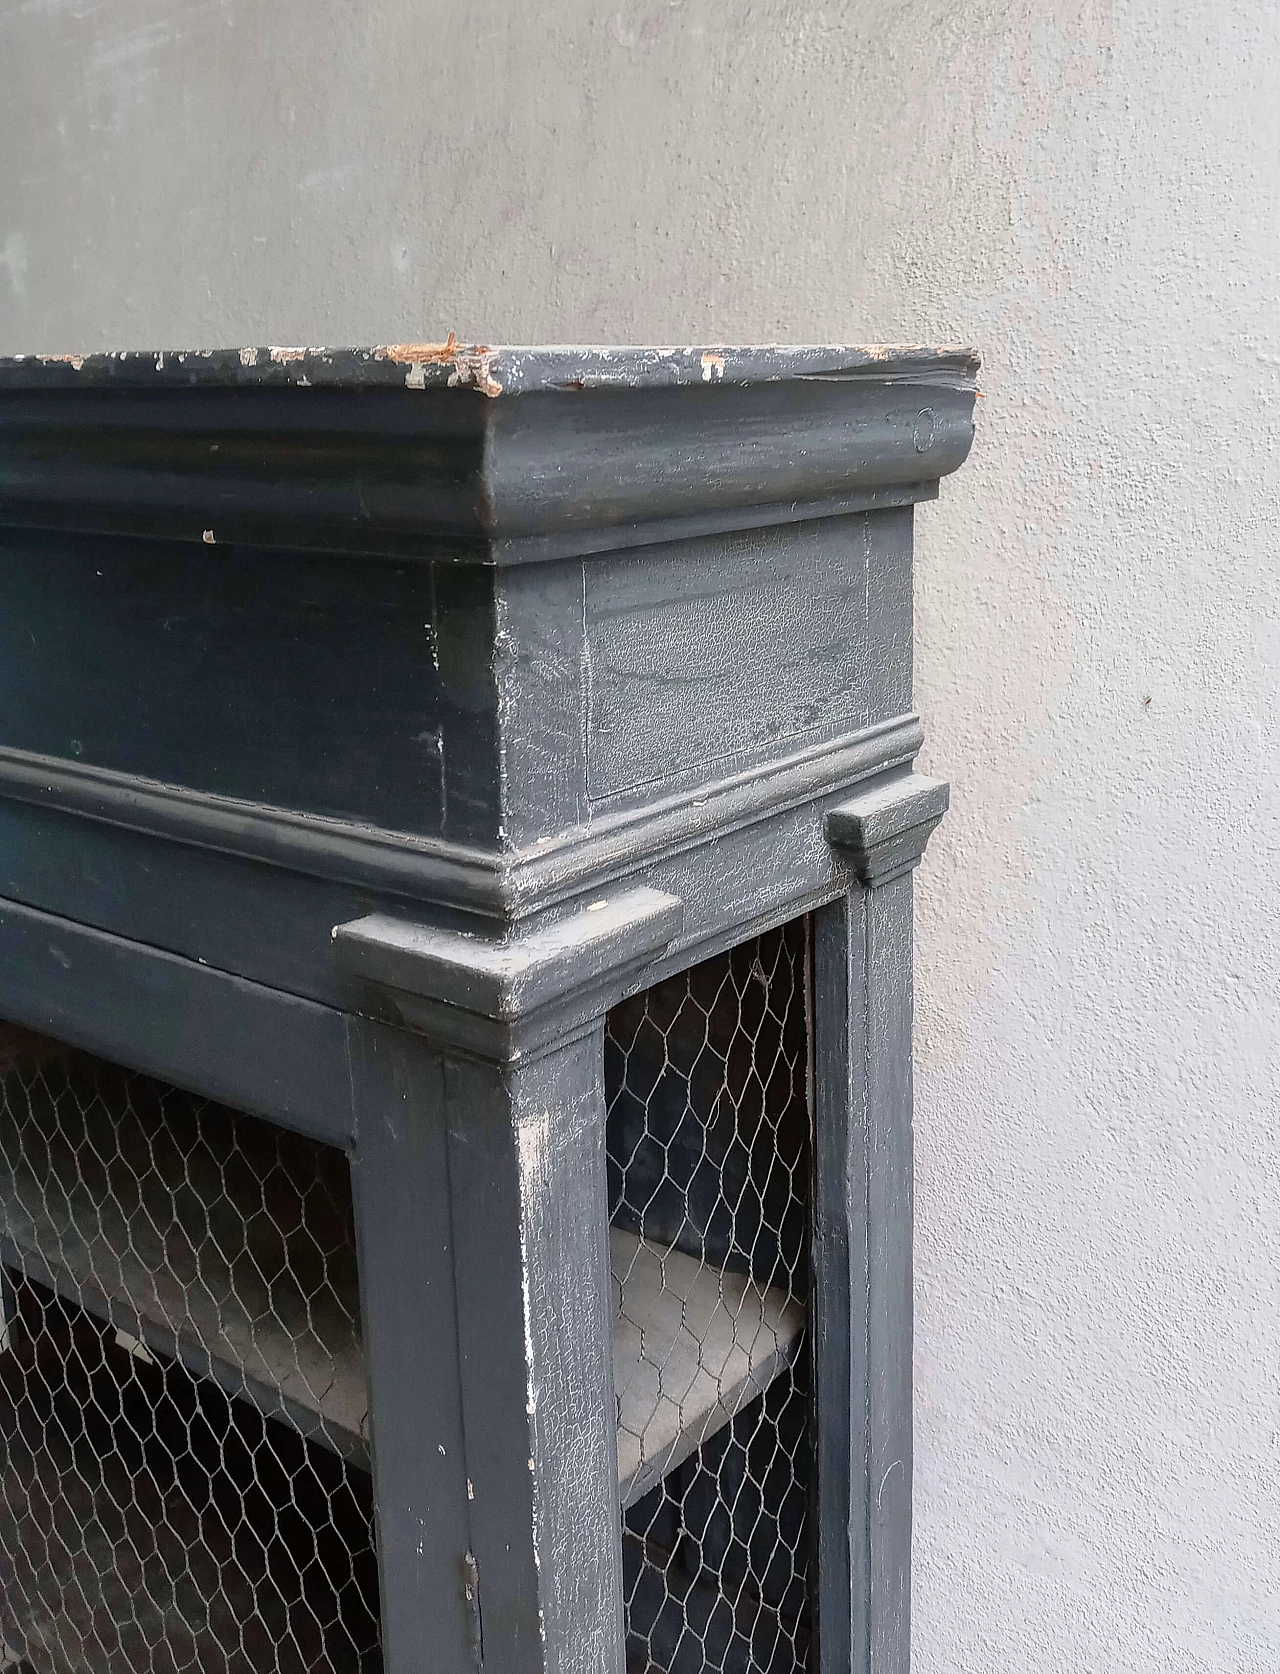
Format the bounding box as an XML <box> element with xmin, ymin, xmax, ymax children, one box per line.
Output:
<box><xmin>0</xmin><ymin>530</ymin><xmax>502</xmax><ymax>842</ymax></box>
<box><xmin>583</xmin><ymin>510</ymin><xmax>912</xmax><ymax>806</ymax></box>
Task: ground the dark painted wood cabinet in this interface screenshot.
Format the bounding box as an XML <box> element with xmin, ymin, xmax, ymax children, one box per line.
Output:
<box><xmin>0</xmin><ymin>342</ymin><xmax>976</xmax><ymax>1674</ymax></box>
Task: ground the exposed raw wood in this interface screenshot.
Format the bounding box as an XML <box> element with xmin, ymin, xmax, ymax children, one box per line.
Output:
<box><xmin>611</xmin><ymin>1227</ymin><xmax>805</xmax><ymax>1509</ymax></box>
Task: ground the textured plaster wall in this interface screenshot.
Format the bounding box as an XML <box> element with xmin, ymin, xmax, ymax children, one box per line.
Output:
<box><xmin>3</xmin><ymin>2</ymin><xmax>1279</xmax><ymax>1668</ymax></box>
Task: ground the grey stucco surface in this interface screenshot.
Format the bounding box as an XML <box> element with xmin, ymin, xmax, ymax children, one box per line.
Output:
<box><xmin>3</xmin><ymin>2</ymin><xmax>1279</xmax><ymax>1669</ymax></box>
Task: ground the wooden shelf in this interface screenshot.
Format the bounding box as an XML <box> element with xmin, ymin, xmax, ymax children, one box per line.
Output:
<box><xmin>0</xmin><ymin>1074</ymin><xmax>369</xmax><ymax>1465</ymax></box>
<box><xmin>0</xmin><ymin>1080</ymin><xmax>801</xmax><ymax>1496</ymax></box>
<box><xmin>611</xmin><ymin>1227</ymin><xmax>804</xmax><ymax>1509</ymax></box>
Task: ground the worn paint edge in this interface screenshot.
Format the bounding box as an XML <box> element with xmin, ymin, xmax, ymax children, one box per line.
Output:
<box><xmin>0</xmin><ymin>343</ymin><xmax>981</xmax><ymax>395</ymax></box>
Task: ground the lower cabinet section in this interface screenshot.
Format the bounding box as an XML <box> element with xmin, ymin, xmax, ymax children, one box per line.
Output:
<box><xmin>0</xmin><ymin>914</ymin><xmax>816</xmax><ymax>1674</ymax></box>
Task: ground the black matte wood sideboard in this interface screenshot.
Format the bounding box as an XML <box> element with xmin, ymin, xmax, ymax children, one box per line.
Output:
<box><xmin>0</xmin><ymin>342</ymin><xmax>977</xmax><ymax>1674</ymax></box>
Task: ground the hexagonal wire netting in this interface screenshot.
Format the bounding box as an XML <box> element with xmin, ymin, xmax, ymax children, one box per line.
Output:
<box><xmin>0</xmin><ymin>922</ymin><xmax>813</xmax><ymax>1674</ymax></box>
<box><xmin>605</xmin><ymin>917</ymin><xmax>813</xmax><ymax>1674</ymax></box>
<box><xmin>0</xmin><ymin>1024</ymin><xmax>381</xmax><ymax>1674</ymax></box>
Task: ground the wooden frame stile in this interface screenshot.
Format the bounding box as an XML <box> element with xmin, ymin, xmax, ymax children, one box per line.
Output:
<box><xmin>336</xmin><ymin>892</ymin><xmax>684</xmax><ymax>1674</ymax></box>
<box><xmin>815</xmin><ymin>778</ymin><xmax>949</xmax><ymax>1674</ymax></box>
<box><xmin>0</xmin><ymin>343</ymin><xmax>976</xmax><ymax>1674</ymax></box>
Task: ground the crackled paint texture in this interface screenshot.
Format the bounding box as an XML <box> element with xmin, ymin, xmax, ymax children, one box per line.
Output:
<box><xmin>4</xmin><ymin>1</ymin><xmax>1280</xmax><ymax>1668</ymax></box>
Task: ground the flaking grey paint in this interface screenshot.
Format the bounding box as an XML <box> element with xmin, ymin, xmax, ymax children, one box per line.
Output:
<box><xmin>0</xmin><ymin>351</ymin><xmax>972</xmax><ymax>1674</ymax></box>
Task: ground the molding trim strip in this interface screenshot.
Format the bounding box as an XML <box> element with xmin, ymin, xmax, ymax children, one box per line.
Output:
<box><xmin>483</xmin><ymin>481</ymin><xmax>937</xmax><ymax>567</ymax></box>
<box><xmin>0</xmin><ymin>716</ymin><xmax>923</xmax><ymax>919</ymax></box>
<box><xmin>0</xmin><ymin>345</ymin><xmax>978</xmax><ymax>562</ymax></box>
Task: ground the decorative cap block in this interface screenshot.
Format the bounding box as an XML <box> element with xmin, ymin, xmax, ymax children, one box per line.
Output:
<box><xmin>825</xmin><ymin>773</ymin><xmax>950</xmax><ymax>886</ymax></box>
<box><xmin>333</xmin><ymin>887</ymin><xmax>682</xmax><ymax>1058</ymax></box>
<box><xmin>0</xmin><ymin>342</ymin><xmax>980</xmax><ymax>563</ymax></box>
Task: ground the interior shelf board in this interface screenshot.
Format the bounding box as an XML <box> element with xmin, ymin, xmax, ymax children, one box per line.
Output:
<box><xmin>1</xmin><ymin>1128</ymin><xmax>802</xmax><ymax>1498</ymax></box>
<box><xmin>0</xmin><ymin>1122</ymin><xmax>368</xmax><ymax>1464</ymax></box>
<box><xmin>611</xmin><ymin>1226</ymin><xmax>804</xmax><ymax>1510</ymax></box>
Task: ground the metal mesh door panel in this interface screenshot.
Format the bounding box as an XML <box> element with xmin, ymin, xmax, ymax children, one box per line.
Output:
<box><xmin>606</xmin><ymin>920</ymin><xmax>812</xmax><ymax>1674</ymax></box>
<box><xmin>0</xmin><ymin>1024</ymin><xmax>381</xmax><ymax>1674</ymax></box>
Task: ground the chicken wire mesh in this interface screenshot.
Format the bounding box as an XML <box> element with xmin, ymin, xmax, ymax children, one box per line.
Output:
<box><xmin>605</xmin><ymin>919</ymin><xmax>812</xmax><ymax>1674</ymax></box>
<box><xmin>0</xmin><ymin>1023</ymin><xmax>381</xmax><ymax>1674</ymax></box>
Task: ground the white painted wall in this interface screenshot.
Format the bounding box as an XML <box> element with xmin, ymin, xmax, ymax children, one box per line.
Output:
<box><xmin>3</xmin><ymin>2</ymin><xmax>1279</xmax><ymax>1667</ymax></box>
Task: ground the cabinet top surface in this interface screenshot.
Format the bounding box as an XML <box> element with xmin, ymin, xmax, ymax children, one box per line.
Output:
<box><xmin>0</xmin><ymin>340</ymin><xmax>979</xmax><ymax>395</ymax></box>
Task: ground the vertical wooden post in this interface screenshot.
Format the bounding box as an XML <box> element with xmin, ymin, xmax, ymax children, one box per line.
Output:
<box><xmin>350</xmin><ymin>1019</ymin><xmax>625</xmax><ymax>1674</ymax></box>
<box><xmin>347</xmin><ymin>1020</ymin><xmax>476</xmax><ymax>1674</ymax></box>
<box><xmin>338</xmin><ymin>889</ymin><xmax>680</xmax><ymax>1674</ymax></box>
<box><xmin>814</xmin><ymin>773</ymin><xmax>948</xmax><ymax>1674</ymax></box>
<box><xmin>443</xmin><ymin>1032</ymin><xmax>623</xmax><ymax>1674</ymax></box>
<box><xmin>812</xmin><ymin>888</ymin><xmax>869</xmax><ymax>1674</ymax></box>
